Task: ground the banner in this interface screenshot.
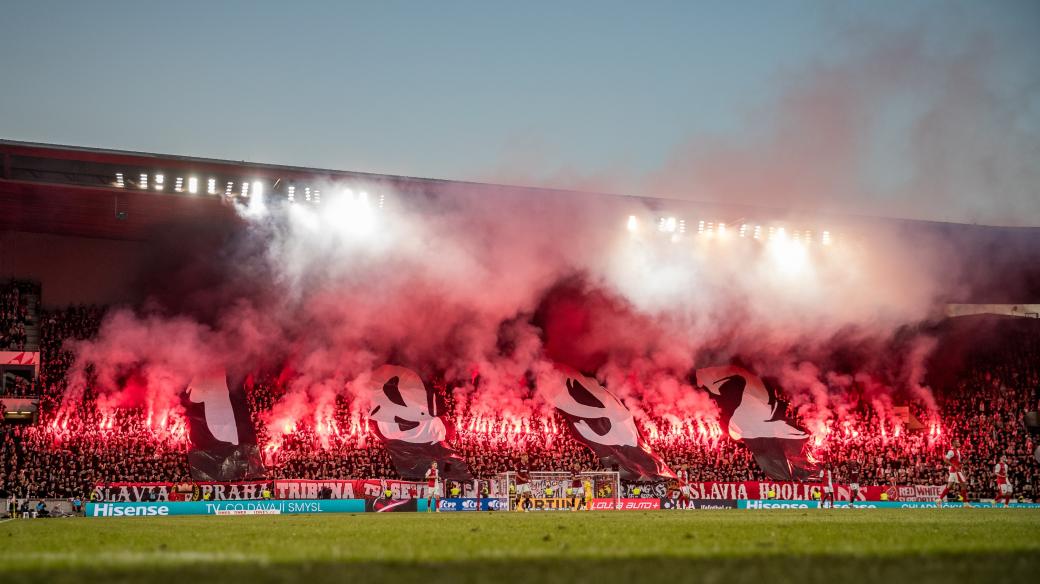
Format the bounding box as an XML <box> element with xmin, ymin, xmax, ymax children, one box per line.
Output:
<box><xmin>739</xmin><ymin>499</ymin><xmax>1040</xmax><ymax>509</ymax></box>
<box><xmin>661</xmin><ymin>498</ymin><xmax>738</xmax><ymax>509</ymax></box>
<box><xmin>97</xmin><ymin>479</ymin><xmax>952</xmax><ymax>505</ymax></box>
<box><xmin>626</xmin><ymin>480</ymin><xmax>948</xmax><ymax>502</ymax></box>
<box><xmin>274</xmin><ymin>479</ymin><xmax>428</xmax><ymax>500</ymax></box>
<box><xmin>546</xmin><ymin>370</ymin><xmax>674</xmax><ymax>481</ymax></box>
<box><xmin>740</xmin><ymin>500</ymin><xmax>817</xmax><ymax>509</ymax></box>
<box><xmin>859</xmin><ymin>484</ymin><xmax>945</xmax><ymax>502</ymax></box>
<box><xmin>367</xmin><ymin>366</ymin><xmax>472</xmax><ymax>480</ymax></box>
<box><xmin>182</xmin><ymin>371</ymin><xmax>265</xmax><ymax>482</ymax></box>
<box><xmin>85</xmin><ymin>497</ymin><xmax>1040</xmax><ymax>517</ymax></box>
<box><xmin>615</xmin><ymin>498</ymin><xmax>661</xmax><ymax>510</ymax></box>
<box><xmin>366</xmin><ymin>498</ymin><xmax>420</xmax><ymax>512</ymax></box>
<box><xmin>98</xmin><ymin>479</ymin><xmax>451</xmax><ymax>501</ymax></box>
<box><xmin>93</xmin><ymin>481</ymin><xmax>271</xmax><ymax>502</ymax></box>
<box><xmin>692</xmin><ymin>366</ymin><xmax>814</xmax><ymax>481</ymax></box>
<box><xmin>86</xmin><ymin>499</ymin><xmax>366</xmax><ymax>517</ymax></box>
<box><xmin>419</xmin><ymin>498</ymin><xmax>507</xmax><ymax>512</ymax></box>
<box><xmin>0</xmin><ymin>350</ymin><xmax>39</xmax><ymax>372</ymax></box>
<box><xmin>589</xmin><ymin>498</ymin><xmax>624</xmax><ymax>511</ymax></box>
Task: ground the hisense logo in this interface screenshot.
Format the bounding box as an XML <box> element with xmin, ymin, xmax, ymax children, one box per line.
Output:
<box><xmin>92</xmin><ymin>504</ymin><xmax>170</xmax><ymax>517</ymax></box>
<box><xmin>745</xmin><ymin>501</ymin><xmax>809</xmax><ymax>509</ymax></box>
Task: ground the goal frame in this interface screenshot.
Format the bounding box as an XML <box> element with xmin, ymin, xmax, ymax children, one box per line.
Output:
<box><xmin>495</xmin><ymin>471</ymin><xmax>621</xmax><ymax>511</ymax></box>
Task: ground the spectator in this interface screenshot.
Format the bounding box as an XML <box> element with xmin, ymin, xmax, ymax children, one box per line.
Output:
<box><xmin>0</xmin><ymin>303</ymin><xmax>1036</xmax><ymax>503</ymax></box>
<box><xmin>0</xmin><ymin>280</ymin><xmax>36</xmax><ymax>352</ymax></box>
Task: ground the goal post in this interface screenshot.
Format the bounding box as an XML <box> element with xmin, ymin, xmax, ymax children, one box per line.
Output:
<box><xmin>494</xmin><ymin>471</ymin><xmax>621</xmax><ymax>511</ymax></box>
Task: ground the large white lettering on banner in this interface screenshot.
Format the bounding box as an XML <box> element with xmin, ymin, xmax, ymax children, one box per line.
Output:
<box><xmin>623</xmin><ymin>480</ymin><xmax>947</xmax><ymax>502</ymax></box>
<box><xmin>93</xmin><ymin>481</ymin><xmax>271</xmax><ymax>502</ymax></box>
<box><xmin>97</xmin><ymin>479</ymin><xmax>438</xmax><ymax>501</ymax></box>
<box><xmin>274</xmin><ymin>479</ymin><xmax>429</xmax><ymax>500</ymax></box>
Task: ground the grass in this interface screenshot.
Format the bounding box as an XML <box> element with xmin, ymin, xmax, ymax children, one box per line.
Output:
<box><xmin>1</xmin><ymin>509</ymin><xmax>1038</xmax><ymax>583</ymax></box>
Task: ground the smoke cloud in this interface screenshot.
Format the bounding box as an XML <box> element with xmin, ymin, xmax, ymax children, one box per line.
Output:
<box><xmin>59</xmin><ymin>167</ymin><xmax>967</xmax><ymax>449</ymax></box>
<box><xmin>60</xmin><ymin>22</ymin><xmax>1038</xmax><ymax>447</ymax></box>
<box><xmin>486</xmin><ymin>25</ymin><xmax>1040</xmax><ymax>228</ymax></box>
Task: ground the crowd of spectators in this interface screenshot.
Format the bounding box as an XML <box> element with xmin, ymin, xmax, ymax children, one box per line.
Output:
<box><xmin>34</xmin><ymin>305</ymin><xmax>106</xmax><ymax>410</ymax></box>
<box><xmin>0</xmin><ymin>281</ymin><xmax>35</xmax><ymax>351</ymax></box>
<box><xmin>1</xmin><ymin>409</ymin><xmax>189</xmax><ymax>499</ymax></box>
<box><xmin>272</xmin><ymin>430</ymin><xmax>397</xmax><ymax>480</ymax></box>
<box><xmin>0</xmin><ymin>303</ymin><xmax>1037</xmax><ymax>503</ymax></box>
<box><xmin>934</xmin><ymin>328</ymin><xmax>1040</xmax><ymax>501</ymax></box>
<box><xmin>1</xmin><ymin>374</ymin><xmax>36</xmax><ymax>397</ymax></box>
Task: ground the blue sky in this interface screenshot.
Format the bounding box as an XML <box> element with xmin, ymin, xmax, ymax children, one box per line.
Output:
<box><xmin>2</xmin><ymin>1</ymin><xmax>1038</xmax><ymax>223</ymax></box>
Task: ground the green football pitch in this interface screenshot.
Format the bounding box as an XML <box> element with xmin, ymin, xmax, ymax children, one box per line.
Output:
<box><xmin>1</xmin><ymin>509</ymin><xmax>1038</xmax><ymax>584</ymax></box>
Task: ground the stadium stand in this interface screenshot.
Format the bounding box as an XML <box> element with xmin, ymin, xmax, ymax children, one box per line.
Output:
<box><xmin>0</xmin><ymin>280</ymin><xmax>38</xmax><ymax>352</ymax></box>
<box><xmin>1</xmin><ymin>302</ymin><xmax>1037</xmax><ymax>503</ymax></box>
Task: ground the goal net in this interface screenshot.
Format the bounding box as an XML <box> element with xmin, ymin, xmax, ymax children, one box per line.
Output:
<box><xmin>494</xmin><ymin>471</ymin><xmax>621</xmax><ymax>511</ymax></box>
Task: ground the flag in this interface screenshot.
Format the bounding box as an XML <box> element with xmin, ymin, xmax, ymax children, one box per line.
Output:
<box><xmin>693</xmin><ymin>365</ymin><xmax>814</xmax><ymax>481</ymax></box>
<box><xmin>545</xmin><ymin>369</ymin><xmax>674</xmax><ymax>481</ymax></box>
<box><xmin>182</xmin><ymin>370</ymin><xmax>265</xmax><ymax>481</ymax></box>
<box><xmin>367</xmin><ymin>365</ymin><xmax>472</xmax><ymax>481</ymax></box>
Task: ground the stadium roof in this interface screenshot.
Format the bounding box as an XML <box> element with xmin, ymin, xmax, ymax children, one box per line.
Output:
<box><xmin>2</xmin><ymin>139</ymin><xmax>1039</xmax><ymax>303</ymax></box>
<box><xmin>2</xmin><ymin>139</ymin><xmax>1038</xmax><ymax>241</ymax></box>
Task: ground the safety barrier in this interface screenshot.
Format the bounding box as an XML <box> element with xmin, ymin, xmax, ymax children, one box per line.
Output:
<box><xmin>82</xmin><ymin>497</ymin><xmax>1040</xmax><ymax>517</ymax></box>
<box><xmin>737</xmin><ymin>499</ymin><xmax>1040</xmax><ymax>509</ymax></box>
<box><xmin>86</xmin><ymin>499</ymin><xmax>365</xmax><ymax>517</ymax></box>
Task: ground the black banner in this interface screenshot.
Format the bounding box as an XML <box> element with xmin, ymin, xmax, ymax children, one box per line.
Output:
<box><xmin>692</xmin><ymin>365</ymin><xmax>815</xmax><ymax>481</ymax></box>
<box><xmin>548</xmin><ymin>370</ymin><xmax>674</xmax><ymax>481</ymax></box>
<box><xmin>367</xmin><ymin>365</ymin><xmax>472</xmax><ymax>481</ymax></box>
<box><xmin>182</xmin><ymin>371</ymin><xmax>265</xmax><ymax>482</ymax></box>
